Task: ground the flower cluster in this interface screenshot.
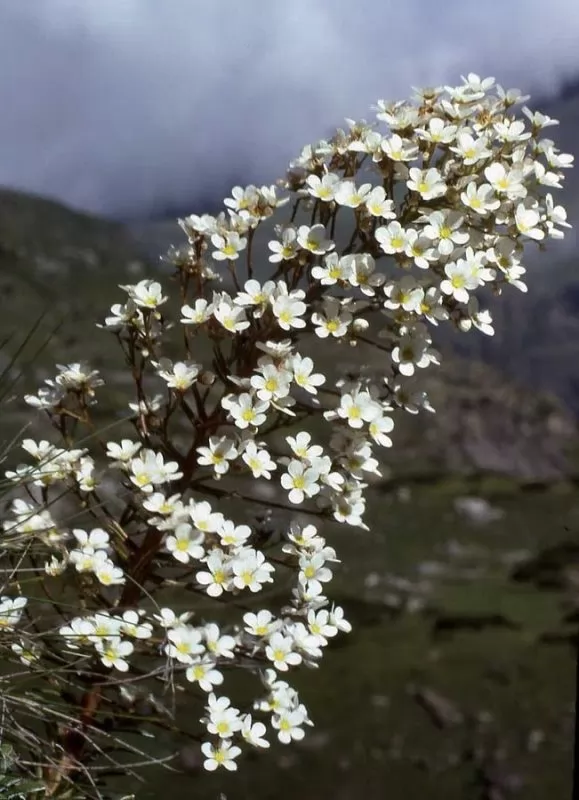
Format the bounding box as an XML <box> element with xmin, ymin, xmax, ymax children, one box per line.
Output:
<box><xmin>1</xmin><ymin>74</ymin><xmax>571</xmax><ymax>781</ymax></box>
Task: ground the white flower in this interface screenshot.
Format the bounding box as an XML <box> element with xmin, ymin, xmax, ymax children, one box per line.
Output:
<box><xmin>493</xmin><ymin>118</ymin><xmax>531</xmax><ymax>143</ymax></box>
<box><xmin>213</xmin><ymin>300</ymin><xmax>250</xmax><ymax>333</ymax></box>
<box><xmin>440</xmin><ymin>260</ymin><xmax>476</xmax><ymax>304</ymax></box>
<box><xmin>189</xmin><ymin>500</ymin><xmax>224</xmax><ymax>534</ymax></box>
<box><xmin>266</xmin><ymin>632</ymin><xmax>302</xmax><ymax>671</ymax></box>
<box><xmin>375</xmin><ymin>221</ymin><xmax>409</xmax><ymax>254</ymax></box>
<box><xmin>515</xmin><ymin>203</ymin><xmax>545</xmax><ymax>240</ymax></box>
<box><xmin>407</xmin><ymin>167</ymin><xmax>447</xmax><ymax>200</ymax></box>
<box><xmin>299</xmin><ymin>553</ymin><xmax>333</xmax><ymax>596</ymax></box>
<box><xmin>337</xmin><ymin>391</ymin><xmax>380</xmax><ymax>429</ymax></box>
<box><xmin>272</xmin><ymin>293</ymin><xmax>307</xmax><ymax>331</ymax></box>
<box><xmin>234</xmin><ymin>279</ymin><xmax>275</xmax><ymax>314</ymax></box>
<box><xmin>121</xmin><ymin>279</ymin><xmax>167</xmax><ymax>309</ymax></box>
<box><xmin>329</xmin><ymin>605</ymin><xmax>352</xmax><ymax>633</ymax></box>
<box><xmin>224</xmin><ymin>184</ymin><xmax>259</xmax><ymax>212</ymax></box>
<box><xmin>59</xmin><ymin>617</ymin><xmax>96</xmax><ymax>650</ymax></box>
<box><xmin>241</xmin><ymin>441</ymin><xmax>276</xmax><ymax>479</ymax></box>
<box><xmin>243</xmin><ymin>610</ymin><xmax>280</xmax><ymax>638</ymax></box>
<box><xmin>306</xmin><ymin>173</ymin><xmax>341</xmax><ymax>201</ymax></box>
<box><xmin>11</xmin><ymin>639</ymin><xmax>41</xmax><ymax>665</ymax></box>
<box><xmin>226</xmin><ymin>393</ymin><xmax>268</xmax><ymax>429</ymax></box>
<box><xmin>291</xmin><ymin>354</ymin><xmax>325</xmax><ymax>394</ymax></box>
<box><xmin>211</xmin><ymin>231</ymin><xmax>247</xmax><ymax>261</ymax></box>
<box><xmin>286</xmin><ymin>432</ymin><xmax>323</xmax><ymax>461</ymax></box>
<box><xmin>404</xmin><ymin>229</ymin><xmax>438</xmax><ymax>270</ymax></box>
<box><xmin>197</xmin><ymin>437</ymin><xmax>238</xmax><ymax>476</ymax></box>
<box><xmin>181</xmin><ymin>298</ymin><xmax>213</xmax><ymax>325</ymax></box>
<box><xmin>422</xmin><ymin>210</ymin><xmax>469</xmax><ymax>256</ymax></box>
<box><xmin>165</xmin><ymin>523</ymin><xmax>205</xmax><ymax>564</ymax></box>
<box><xmin>241</xmin><ymin>715</ymin><xmax>270</xmax><ymax>748</ymax></box>
<box><xmin>120</xmin><ymin>610</ymin><xmax>153</xmax><ymax>640</ymax></box>
<box><xmin>129</xmin><ymin>450</ymin><xmax>183</xmax><ymax>493</ymax></box>
<box><xmin>203</xmin><ymin>623</ymin><xmax>236</xmax><ymax>659</ymax></box>
<box><xmin>155</xmin><ymin>359</ymin><xmax>200</xmax><ymax>391</ymax></box>
<box><xmin>391</xmin><ymin>333</ymin><xmax>433</xmax><ymax>377</ymax></box>
<box><xmin>165</xmin><ymin>625</ymin><xmax>205</xmax><ymax>664</ymax></box>
<box><xmin>334</xmin><ymin>180</ymin><xmax>372</xmax><ymax>208</ymax></box>
<box><xmin>218</xmin><ymin>520</ymin><xmax>252</xmax><ymax>548</ymax></box>
<box><xmin>484</xmin><ymin>162</ymin><xmax>526</xmax><ymax>199</ymax></box>
<box><xmin>272</xmin><ymin>705</ymin><xmax>310</xmax><ymax>744</ymax></box>
<box><xmin>384</xmin><ymin>276</ymin><xmax>424</xmax><ymax>313</ymax></box>
<box><xmin>311</xmin><ymin>298</ymin><xmax>352</xmax><ymax>338</ymax></box>
<box><xmin>307</xmin><ymin>609</ymin><xmax>338</xmax><ymax>640</ymax></box>
<box><xmin>206</xmin><ymin>694</ymin><xmax>243</xmax><ymax>738</ymax></box>
<box><xmin>268</xmin><ymin>227</ymin><xmax>298</xmax><ymax>262</ymax></box>
<box><xmin>72</xmin><ymin>527</ymin><xmax>110</xmax><ymax>551</ymax></box>
<box><xmin>201</xmin><ymin>740</ymin><xmax>242</xmax><ymax>771</ymax></box>
<box><xmin>185</xmin><ymin>660</ymin><xmax>224</xmax><ymax>692</ymax></box>
<box><xmin>416</xmin><ymin>117</ymin><xmax>457</xmax><ymax>144</ymax></box>
<box><xmin>152</xmin><ymin>607</ymin><xmax>193</xmax><ymax>629</ymax></box>
<box><xmin>381</xmin><ymin>133</ymin><xmax>418</xmax><ymax>161</ymax></box>
<box><xmin>251</xmin><ymin>363</ymin><xmax>291</xmax><ymax>402</ymax></box>
<box><xmin>96</xmin><ymin>638</ymin><xmax>134</xmax><ymax>671</ymax></box>
<box><xmin>197</xmin><ymin>550</ymin><xmax>232</xmax><ymax>597</ymax></box>
<box><xmin>364</xmin><ymin>186</ymin><xmax>396</xmax><ymax>218</ymax></box>
<box><xmin>281</xmin><ymin>461</ymin><xmax>321</xmax><ymax>504</ymax></box>
<box><xmin>232</xmin><ymin>550</ymin><xmax>275</xmax><ymax>592</ymax></box>
<box><xmin>297</xmin><ymin>224</ymin><xmax>334</xmax><ymax>254</ymax></box>
<box><xmin>460</xmin><ymin>182</ymin><xmax>500</xmax><ymax>215</ymax></box>
<box><xmin>0</xmin><ymin>596</ymin><xmax>27</xmax><ymax>631</ymax></box>
<box><xmin>450</xmin><ymin>132</ymin><xmax>492</xmax><ymax>164</ymax></box>
<box><xmin>93</xmin><ymin>553</ymin><xmax>126</xmax><ymax>587</ymax></box>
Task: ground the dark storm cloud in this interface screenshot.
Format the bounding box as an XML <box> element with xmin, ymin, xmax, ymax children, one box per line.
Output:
<box><xmin>0</xmin><ymin>0</ymin><xmax>578</xmax><ymax>217</ymax></box>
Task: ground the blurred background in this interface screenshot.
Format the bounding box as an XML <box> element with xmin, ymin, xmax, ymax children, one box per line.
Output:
<box><xmin>0</xmin><ymin>2</ymin><xmax>578</xmax><ymax>798</ymax></box>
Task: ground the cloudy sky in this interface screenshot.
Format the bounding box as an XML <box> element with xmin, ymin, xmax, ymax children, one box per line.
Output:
<box><xmin>0</xmin><ymin>0</ymin><xmax>578</xmax><ymax>218</ymax></box>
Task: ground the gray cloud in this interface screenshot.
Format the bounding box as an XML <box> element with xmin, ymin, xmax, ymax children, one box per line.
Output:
<box><xmin>0</xmin><ymin>0</ymin><xmax>578</xmax><ymax>217</ymax></box>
